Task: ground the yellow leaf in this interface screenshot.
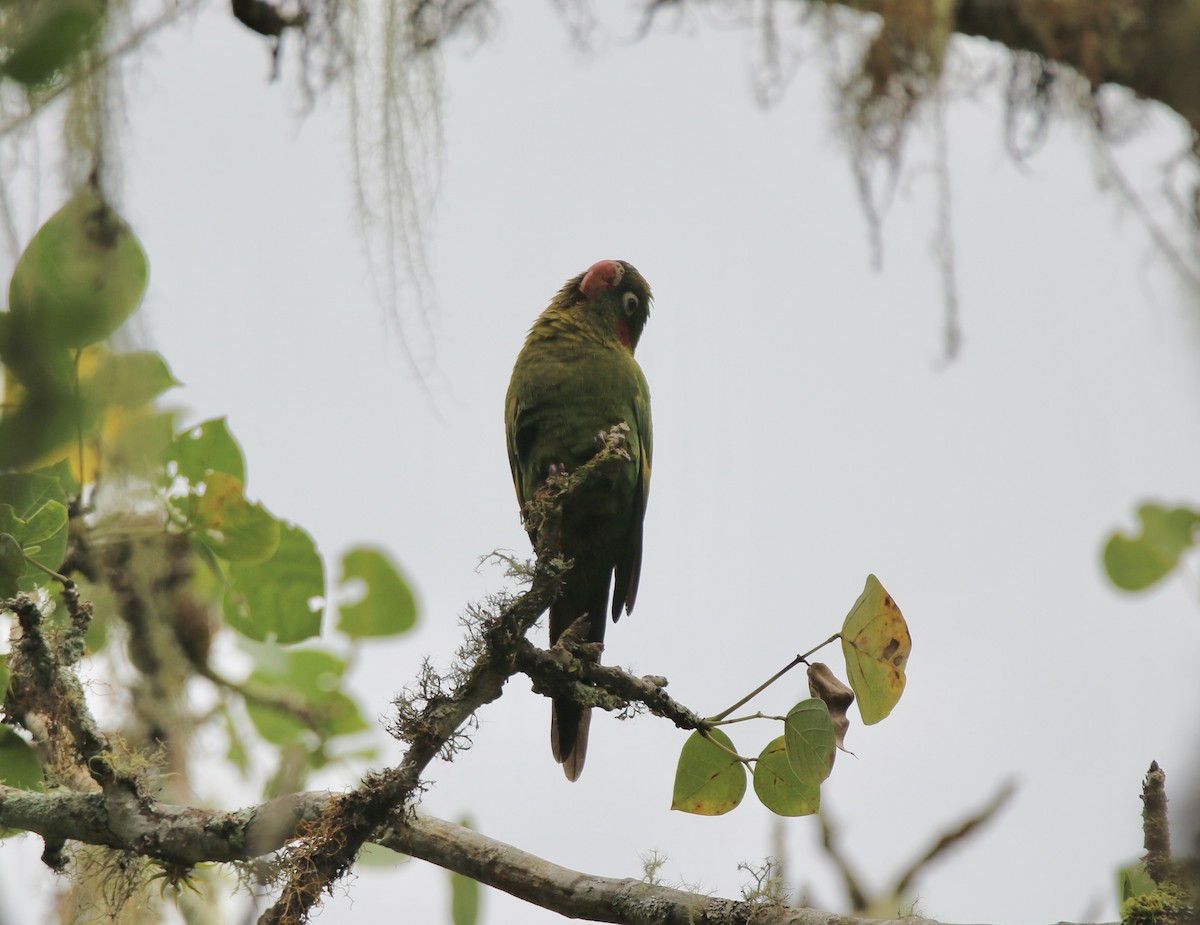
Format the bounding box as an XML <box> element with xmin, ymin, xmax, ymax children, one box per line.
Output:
<box><xmin>840</xmin><ymin>574</ymin><xmax>910</xmax><ymax>724</ymax></box>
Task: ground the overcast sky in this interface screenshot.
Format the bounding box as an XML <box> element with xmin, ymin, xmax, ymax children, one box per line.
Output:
<box><xmin>3</xmin><ymin>4</ymin><xmax>1199</xmax><ymax>924</ymax></box>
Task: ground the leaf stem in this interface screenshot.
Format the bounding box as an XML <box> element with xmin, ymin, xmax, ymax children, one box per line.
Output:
<box><xmin>707</xmin><ymin>633</ymin><xmax>841</xmax><ymax>722</ymax></box>
<box><xmin>707</xmin><ymin>711</ymin><xmax>786</xmax><ymax>727</ymax></box>
<box><xmin>23</xmin><ymin>554</ymin><xmax>71</xmax><ymax>585</ymax></box>
<box><xmin>699</xmin><ymin>730</ymin><xmax>753</xmax><ymax>767</ymax></box>
<box><xmin>73</xmin><ymin>349</ymin><xmax>85</xmax><ymax>486</ymax></box>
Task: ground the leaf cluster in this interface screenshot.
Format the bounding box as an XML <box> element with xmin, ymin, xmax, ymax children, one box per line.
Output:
<box><xmin>0</xmin><ymin>187</ymin><xmax>420</xmax><ymax>835</ymax></box>
<box><xmin>671</xmin><ymin>575</ymin><xmax>911</xmax><ymax>818</ymax></box>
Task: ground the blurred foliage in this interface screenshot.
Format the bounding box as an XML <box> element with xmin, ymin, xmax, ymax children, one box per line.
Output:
<box><xmin>0</xmin><ymin>0</ymin><xmax>104</xmax><ymax>88</ymax></box>
<box><xmin>1103</xmin><ymin>503</ymin><xmax>1199</xmax><ymax>594</ymax></box>
<box><xmin>0</xmin><ymin>186</ymin><xmax>421</xmax><ymax>920</ymax></box>
<box><xmin>450</xmin><ymin>816</ymin><xmax>480</xmax><ymax>925</ymax></box>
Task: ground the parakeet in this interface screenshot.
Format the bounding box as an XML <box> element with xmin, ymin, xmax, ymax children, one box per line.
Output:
<box><xmin>505</xmin><ymin>259</ymin><xmax>653</xmax><ymax>781</ymax></box>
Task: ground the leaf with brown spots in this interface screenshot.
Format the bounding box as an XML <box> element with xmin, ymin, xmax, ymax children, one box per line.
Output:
<box><xmin>753</xmin><ymin>736</ymin><xmax>820</xmax><ymax>817</ymax></box>
<box><xmin>840</xmin><ymin>574</ymin><xmax>910</xmax><ymax>724</ymax></box>
<box><xmin>670</xmin><ymin>728</ymin><xmax>746</xmax><ymax>816</ymax></box>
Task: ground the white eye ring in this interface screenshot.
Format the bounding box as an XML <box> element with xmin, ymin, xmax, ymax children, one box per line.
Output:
<box><xmin>622</xmin><ymin>292</ymin><xmax>639</xmax><ymax>315</ymax></box>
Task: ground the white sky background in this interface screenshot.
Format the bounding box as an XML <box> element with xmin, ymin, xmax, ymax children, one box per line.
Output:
<box><xmin>2</xmin><ymin>3</ymin><xmax>1200</xmax><ymax>924</ymax></box>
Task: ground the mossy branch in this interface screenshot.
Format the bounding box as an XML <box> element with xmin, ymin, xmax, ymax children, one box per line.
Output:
<box><xmin>0</xmin><ymin>788</ymin><xmax>1114</xmax><ymax>925</ymax></box>
<box><xmin>1</xmin><ymin>590</ymin><xmax>111</xmax><ymax>789</ymax></box>
<box><xmin>1140</xmin><ymin>761</ymin><xmax>1171</xmax><ymax>884</ymax></box>
<box><xmin>258</xmin><ymin>425</ymin><xmax>642</xmax><ymax>925</ymax></box>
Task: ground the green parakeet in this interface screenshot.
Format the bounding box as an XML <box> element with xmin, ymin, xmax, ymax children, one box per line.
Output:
<box><xmin>505</xmin><ymin>259</ymin><xmax>653</xmax><ymax>781</ymax></box>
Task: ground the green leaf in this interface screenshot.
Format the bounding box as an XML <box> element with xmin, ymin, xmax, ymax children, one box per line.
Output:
<box><xmin>0</xmin><ymin>389</ymin><xmax>86</xmax><ymax>468</ymax></box>
<box><xmin>0</xmin><ymin>726</ymin><xmax>42</xmax><ymax>789</ymax></box>
<box><xmin>450</xmin><ymin>870</ymin><xmax>480</xmax><ymax>925</ymax></box>
<box><xmin>0</xmin><ymin>653</ymin><xmax>9</xmax><ymax>698</ymax></box>
<box><xmin>1118</xmin><ymin>862</ymin><xmax>1157</xmax><ymax>903</ymax></box>
<box><xmin>337</xmin><ymin>547</ymin><xmax>418</xmax><ymax>638</ymax></box>
<box><xmin>32</xmin><ymin>457</ymin><xmax>79</xmax><ymax>498</ymax></box>
<box><xmin>783</xmin><ymin>699</ymin><xmax>835</xmax><ymax>787</ymax></box>
<box><xmin>168</xmin><ymin>417</ymin><xmax>246</xmax><ymax>485</ymax></box>
<box><xmin>244</xmin><ymin>697</ymin><xmax>307</xmax><ymax>746</ymax></box>
<box><xmin>189</xmin><ymin>471</ymin><xmax>280</xmax><ymax>564</ymax></box>
<box><xmin>357</xmin><ymin>843</ymin><xmax>409</xmax><ymax>868</ymax></box>
<box><xmin>0</xmin><ymin>474</ymin><xmax>68</xmax><ymax>591</ymax></box>
<box><xmin>244</xmin><ymin>649</ymin><xmax>368</xmax><ymax>745</ymax></box>
<box><xmin>223</xmin><ymin>521</ymin><xmax>324</xmax><ymax>643</ymax></box>
<box><xmin>0</xmin><ymin>0</ymin><xmax>102</xmax><ymax>85</ymax></box>
<box><xmin>449</xmin><ymin>815</ymin><xmax>480</xmax><ymax>925</ymax></box>
<box><xmin>86</xmin><ymin>350</ymin><xmax>179</xmax><ymax>409</ymax></box>
<box><xmin>671</xmin><ymin>728</ymin><xmax>746</xmax><ymax>816</ymax></box>
<box><xmin>223</xmin><ymin>709</ymin><xmax>250</xmax><ymax>777</ymax></box>
<box><xmin>0</xmin><ymin>534</ymin><xmax>24</xmax><ymax>596</ymax></box>
<box><xmin>7</xmin><ymin>186</ymin><xmax>148</xmax><ymax>349</ymax></box>
<box><xmin>104</xmin><ymin>408</ymin><xmax>178</xmax><ymax>478</ymax></box>
<box><xmin>0</xmin><ymin>311</ymin><xmax>69</xmax><ymax>391</ymax></box>
<box><xmin>753</xmin><ymin>736</ymin><xmax>821</xmax><ymax>816</ymax></box>
<box><xmin>0</xmin><ymin>726</ymin><xmax>44</xmax><ymax>837</ymax></box>
<box><xmin>840</xmin><ymin>574</ymin><xmax>911</xmax><ymax>725</ymax></box>
<box><xmin>451</xmin><ymin>867</ymin><xmax>480</xmax><ymax>924</ymax></box>
<box><xmin>22</xmin><ymin>500</ymin><xmax>68</xmax><ymax>547</ymax></box>
<box><xmin>0</xmin><ymin>725</ymin><xmax>43</xmax><ymax>836</ymax></box>
<box><xmin>1103</xmin><ymin>504</ymin><xmax>1200</xmax><ymax>592</ymax></box>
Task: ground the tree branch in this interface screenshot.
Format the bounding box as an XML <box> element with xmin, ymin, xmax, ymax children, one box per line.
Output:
<box><xmin>951</xmin><ymin>0</ymin><xmax>1200</xmax><ymax>136</ymax></box>
<box><xmin>260</xmin><ymin>425</ymin><xmax>642</xmax><ymax>924</ymax></box>
<box><xmin>2</xmin><ymin>787</ymin><xmax>1103</xmax><ymax>925</ymax></box>
<box><xmin>640</xmin><ymin>1</ymin><xmax>1200</xmax><ymax>136</ymax></box>
<box><xmin>513</xmin><ymin>634</ymin><xmax>708</xmax><ymax>731</ymax></box>
<box><xmin>0</xmin><ymin>784</ymin><xmax>329</xmax><ymax>863</ymax></box>
<box><xmin>383</xmin><ymin>813</ymin><xmax>932</xmax><ymax>925</ymax></box>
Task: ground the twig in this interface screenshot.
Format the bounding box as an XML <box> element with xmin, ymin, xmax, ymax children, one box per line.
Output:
<box><xmin>710</xmin><ymin>634</ymin><xmax>840</xmax><ymax>722</ymax></box>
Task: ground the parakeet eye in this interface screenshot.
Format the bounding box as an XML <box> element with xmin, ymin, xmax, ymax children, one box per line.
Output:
<box><xmin>622</xmin><ymin>292</ymin><xmax>639</xmax><ymax>315</ymax></box>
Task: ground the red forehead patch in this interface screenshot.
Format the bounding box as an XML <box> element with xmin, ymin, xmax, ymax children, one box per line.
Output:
<box><xmin>579</xmin><ymin>260</ymin><xmax>624</xmax><ymax>300</ymax></box>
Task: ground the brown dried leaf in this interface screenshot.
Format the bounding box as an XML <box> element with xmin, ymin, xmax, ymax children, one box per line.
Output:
<box><xmin>808</xmin><ymin>662</ymin><xmax>854</xmax><ymax>752</ymax></box>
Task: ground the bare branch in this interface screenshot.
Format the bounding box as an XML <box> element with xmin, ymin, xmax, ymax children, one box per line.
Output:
<box><xmin>385</xmin><ymin>813</ymin><xmax>910</xmax><ymax>925</ymax></box>
<box><xmin>1</xmin><ymin>790</ymin><xmax>1104</xmax><ymax>925</ymax></box>
<box><xmin>891</xmin><ymin>779</ymin><xmax>1017</xmax><ymax>898</ymax></box>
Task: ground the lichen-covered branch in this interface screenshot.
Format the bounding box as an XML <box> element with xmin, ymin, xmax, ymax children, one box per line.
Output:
<box><xmin>513</xmin><ymin>634</ymin><xmax>708</xmax><ymax>732</ymax></box>
<box><xmin>259</xmin><ymin>426</ymin><xmax>640</xmax><ymax>925</ymax></box>
<box><xmin>0</xmin><ymin>789</ymin><xmax>1102</xmax><ymax>925</ymax></box>
<box><xmin>0</xmin><ymin>784</ymin><xmax>329</xmax><ymax>864</ymax></box>
<box><xmin>2</xmin><ymin>590</ymin><xmax>111</xmax><ymax>789</ymax></box>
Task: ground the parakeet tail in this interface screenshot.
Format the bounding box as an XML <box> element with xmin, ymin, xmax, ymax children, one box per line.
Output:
<box><xmin>551</xmin><ymin>699</ymin><xmax>591</xmax><ymax>782</ymax></box>
<box><xmin>548</xmin><ymin>579</ymin><xmax>609</xmax><ymax>781</ymax></box>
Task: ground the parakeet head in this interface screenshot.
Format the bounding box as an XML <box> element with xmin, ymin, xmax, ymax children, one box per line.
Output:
<box><xmin>553</xmin><ymin>259</ymin><xmax>652</xmax><ymax>351</ymax></box>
